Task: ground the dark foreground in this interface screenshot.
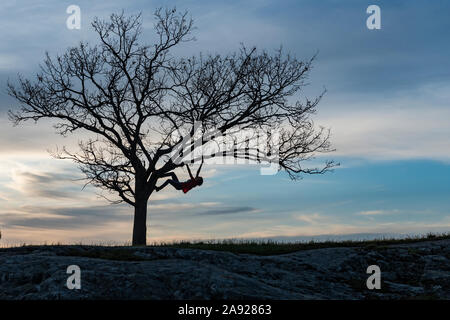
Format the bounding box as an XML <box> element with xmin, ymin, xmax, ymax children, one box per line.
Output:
<box><xmin>0</xmin><ymin>238</ymin><xmax>449</xmax><ymax>300</ymax></box>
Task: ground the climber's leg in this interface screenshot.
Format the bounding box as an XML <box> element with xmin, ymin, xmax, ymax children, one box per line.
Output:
<box><xmin>156</xmin><ymin>172</ymin><xmax>183</xmax><ymax>191</ymax></box>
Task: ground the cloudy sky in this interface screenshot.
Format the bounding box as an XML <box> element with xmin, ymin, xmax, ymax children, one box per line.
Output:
<box><xmin>1</xmin><ymin>0</ymin><xmax>449</xmax><ymax>245</ymax></box>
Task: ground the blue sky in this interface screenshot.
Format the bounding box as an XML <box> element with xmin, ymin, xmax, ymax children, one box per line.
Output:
<box><xmin>0</xmin><ymin>0</ymin><xmax>449</xmax><ymax>245</ymax></box>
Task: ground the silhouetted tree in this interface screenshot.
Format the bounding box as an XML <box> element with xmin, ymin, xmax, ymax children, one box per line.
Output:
<box><xmin>8</xmin><ymin>8</ymin><xmax>336</xmax><ymax>245</ymax></box>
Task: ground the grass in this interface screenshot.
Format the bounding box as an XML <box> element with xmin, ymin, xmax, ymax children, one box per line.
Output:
<box><xmin>159</xmin><ymin>232</ymin><xmax>450</xmax><ymax>255</ymax></box>
<box><xmin>1</xmin><ymin>232</ymin><xmax>449</xmax><ymax>258</ymax></box>
<box><xmin>61</xmin><ymin>247</ymin><xmax>148</xmax><ymax>261</ymax></box>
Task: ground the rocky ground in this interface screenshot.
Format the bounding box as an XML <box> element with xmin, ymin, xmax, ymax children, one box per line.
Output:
<box><xmin>0</xmin><ymin>239</ymin><xmax>449</xmax><ymax>300</ymax></box>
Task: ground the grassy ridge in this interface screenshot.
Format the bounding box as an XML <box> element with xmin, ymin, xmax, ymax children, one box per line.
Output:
<box><xmin>1</xmin><ymin>233</ymin><xmax>449</xmax><ymax>257</ymax></box>
<box><xmin>160</xmin><ymin>232</ymin><xmax>450</xmax><ymax>255</ymax></box>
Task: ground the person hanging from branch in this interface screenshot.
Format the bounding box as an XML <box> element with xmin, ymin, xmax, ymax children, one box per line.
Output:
<box><xmin>155</xmin><ymin>159</ymin><xmax>204</xmax><ymax>193</ymax></box>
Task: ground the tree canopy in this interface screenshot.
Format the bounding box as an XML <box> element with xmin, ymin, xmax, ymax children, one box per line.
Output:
<box><xmin>8</xmin><ymin>8</ymin><xmax>337</xmax><ymax>245</ymax></box>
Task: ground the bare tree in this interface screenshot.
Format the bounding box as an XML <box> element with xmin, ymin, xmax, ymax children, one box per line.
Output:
<box><xmin>8</xmin><ymin>8</ymin><xmax>337</xmax><ymax>246</ymax></box>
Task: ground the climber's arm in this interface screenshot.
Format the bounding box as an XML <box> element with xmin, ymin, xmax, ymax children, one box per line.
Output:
<box><xmin>195</xmin><ymin>159</ymin><xmax>204</xmax><ymax>178</ymax></box>
<box><xmin>186</xmin><ymin>164</ymin><xmax>195</xmax><ymax>180</ymax></box>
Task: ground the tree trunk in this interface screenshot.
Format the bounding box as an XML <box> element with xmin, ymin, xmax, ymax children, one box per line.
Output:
<box><xmin>132</xmin><ymin>196</ymin><xmax>148</xmax><ymax>246</ymax></box>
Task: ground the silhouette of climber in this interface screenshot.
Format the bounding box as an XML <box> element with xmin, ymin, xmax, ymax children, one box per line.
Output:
<box><xmin>155</xmin><ymin>161</ymin><xmax>203</xmax><ymax>193</ymax></box>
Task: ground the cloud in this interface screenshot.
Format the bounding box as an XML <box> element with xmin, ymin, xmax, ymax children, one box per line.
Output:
<box><xmin>10</xmin><ymin>170</ymin><xmax>80</xmax><ymax>199</ymax></box>
<box><xmin>318</xmin><ymin>86</ymin><xmax>450</xmax><ymax>161</ymax></box>
<box><xmin>3</xmin><ymin>1</ymin><xmax>450</xmax><ymax>163</ymax></box>
<box><xmin>0</xmin><ymin>204</ymin><xmax>130</xmax><ymax>229</ymax></box>
<box><xmin>295</xmin><ymin>213</ymin><xmax>327</xmax><ymax>224</ymax></box>
<box><xmin>0</xmin><ymin>117</ymin><xmax>90</xmax><ymax>156</ymax></box>
<box><xmin>0</xmin><ymin>54</ymin><xmax>21</xmax><ymax>71</ymax></box>
<box><xmin>358</xmin><ymin>210</ymin><xmax>385</xmax><ymax>216</ymax></box>
<box><xmin>358</xmin><ymin>209</ymin><xmax>400</xmax><ymax>216</ymax></box>
<box><xmin>237</xmin><ymin>219</ymin><xmax>450</xmax><ymax>240</ymax></box>
<box><xmin>197</xmin><ymin>206</ymin><xmax>258</xmax><ymax>216</ymax></box>
<box><xmin>147</xmin><ymin>200</ymin><xmax>259</xmax><ymax>217</ymax></box>
<box><xmin>0</xmin><ymin>196</ymin><xmax>259</xmax><ymax>233</ymax></box>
